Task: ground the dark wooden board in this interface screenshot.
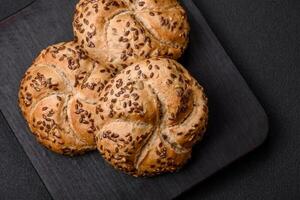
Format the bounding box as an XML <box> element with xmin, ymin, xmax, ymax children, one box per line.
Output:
<box><xmin>0</xmin><ymin>111</ymin><xmax>52</xmax><ymax>200</ymax></box>
<box><xmin>0</xmin><ymin>0</ymin><xmax>268</xmax><ymax>199</ymax></box>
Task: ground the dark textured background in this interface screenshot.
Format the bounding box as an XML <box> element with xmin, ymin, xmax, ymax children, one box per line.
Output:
<box><xmin>0</xmin><ymin>0</ymin><xmax>268</xmax><ymax>199</ymax></box>
<box><xmin>178</xmin><ymin>0</ymin><xmax>300</xmax><ymax>199</ymax></box>
<box><xmin>0</xmin><ymin>0</ymin><xmax>35</xmax><ymax>21</ymax></box>
<box><xmin>0</xmin><ymin>0</ymin><xmax>299</xmax><ymax>199</ymax></box>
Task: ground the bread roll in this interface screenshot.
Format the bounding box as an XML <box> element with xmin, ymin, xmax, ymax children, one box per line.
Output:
<box><xmin>95</xmin><ymin>58</ymin><xmax>208</xmax><ymax>176</ymax></box>
<box><xmin>18</xmin><ymin>0</ymin><xmax>209</xmax><ymax>177</ymax></box>
<box><xmin>73</xmin><ymin>0</ymin><xmax>190</xmax><ymax>70</ymax></box>
<box><xmin>18</xmin><ymin>41</ymin><xmax>115</xmax><ymax>155</ymax></box>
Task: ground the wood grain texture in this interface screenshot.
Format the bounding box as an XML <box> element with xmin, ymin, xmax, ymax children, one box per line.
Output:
<box><xmin>0</xmin><ymin>0</ymin><xmax>268</xmax><ymax>199</ymax></box>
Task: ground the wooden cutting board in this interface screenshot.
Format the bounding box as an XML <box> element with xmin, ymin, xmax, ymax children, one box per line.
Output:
<box><xmin>0</xmin><ymin>0</ymin><xmax>268</xmax><ymax>199</ymax></box>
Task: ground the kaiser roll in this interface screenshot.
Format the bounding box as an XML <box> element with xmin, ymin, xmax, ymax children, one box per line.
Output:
<box><xmin>73</xmin><ymin>0</ymin><xmax>190</xmax><ymax>70</ymax></box>
<box><xmin>18</xmin><ymin>0</ymin><xmax>209</xmax><ymax>177</ymax></box>
<box><xmin>95</xmin><ymin>58</ymin><xmax>208</xmax><ymax>176</ymax></box>
<box><xmin>18</xmin><ymin>41</ymin><xmax>115</xmax><ymax>155</ymax></box>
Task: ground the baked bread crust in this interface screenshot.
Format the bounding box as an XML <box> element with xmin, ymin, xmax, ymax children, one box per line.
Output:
<box><xmin>73</xmin><ymin>0</ymin><xmax>190</xmax><ymax>70</ymax></box>
<box><xmin>95</xmin><ymin>58</ymin><xmax>208</xmax><ymax>176</ymax></box>
<box><xmin>18</xmin><ymin>41</ymin><xmax>114</xmax><ymax>155</ymax></box>
<box><xmin>18</xmin><ymin>0</ymin><xmax>209</xmax><ymax>177</ymax></box>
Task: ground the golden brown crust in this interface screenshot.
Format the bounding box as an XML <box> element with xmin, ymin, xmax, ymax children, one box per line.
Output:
<box><xmin>18</xmin><ymin>41</ymin><xmax>114</xmax><ymax>155</ymax></box>
<box><xmin>95</xmin><ymin>58</ymin><xmax>208</xmax><ymax>176</ymax></box>
<box><xmin>18</xmin><ymin>0</ymin><xmax>208</xmax><ymax>177</ymax></box>
<box><xmin>73</xmin><ymin>0</ymin><xmax>190</xmax><ymax>71</ymax></box>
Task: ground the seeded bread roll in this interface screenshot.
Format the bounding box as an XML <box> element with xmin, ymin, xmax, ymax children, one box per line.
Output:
<box><xmin>73</xmin><ymin>0</ymin><xmax>190</xmax><ymax>71</ymax></box>
<box><xmin>95</xmin><ymin>58</ymin><xmax>208</xmax><ymax>176</ymax></box>
<box><xmin>18</xmin><ymin>42</ymin><xmax>115</xmax><ymax>155</ymax></box>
